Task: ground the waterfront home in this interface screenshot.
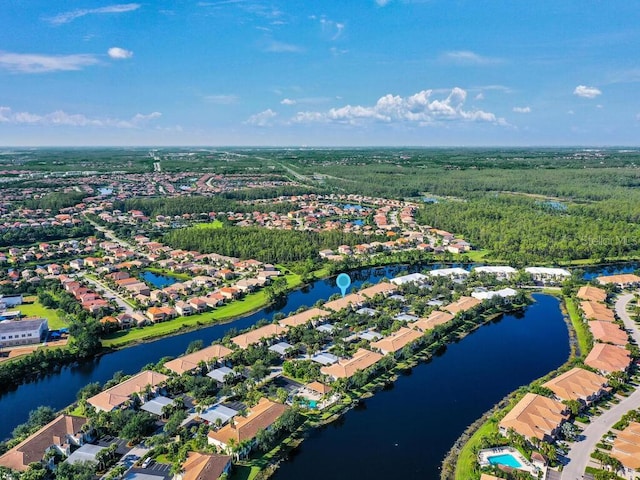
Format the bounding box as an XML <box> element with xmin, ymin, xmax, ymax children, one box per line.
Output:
<box><xmin>0</xmin><ymin>415</ymin><xmax>87</xmax><ymax>471</ymax></box>
<box><xmin>542</xmin><ymin>367</ymin><xmax>610</xmax><ymax>406</ymax></box>
<box><xmin>499</xmin><ymin>393</ymin><xmax>569</xmax><ymax>442</ymax></box>
<box><xmin>524</xmin><ymin>267</ymin><xmax>571</xmax><ymax>284</ymax></box>
<box><xmin>370</xmin><ymin>327</ymin><xmax>423</xmax><ymax>355</ymax></box>
<box><xmin>164</xmin><ymin>344</ymin><xmax>232</xmax><ymax>375</ymax></box>
<box><xmin>588</xmin><ymin>321</ymin><xmax>628</xmax><ymax>346</ymax></box>
<box><xmin>176</xmin><ymin>452</ymin><xmax>232</xmax><ymax>480</ymax></box>
<box><xmin>584</xmin><ymin>343</ymin><xmax>632</xmax><ymax>374</ymax></box>
<box><xmin>323</xmin><ymin>293</ymin><xmax>366</xmax><ymax>312</ymax></box>
<box><xmin>471</xmin><ymin>287</ymin><xmax>518</xmax><ymax>301</ymax></box>
<box><xmin>207</xmin><ymin>398</ymin><xmax>288</xmax><ymax>456</ymax></box>
<box><xmin>579</xmin><ymin>300</ymin><xmax>615</xmax><ymax>322</ymax></box>
<box><xmin>428</xmin><ymin>267</ymin><xmax>469</xmax><ymax>279</ymax></box>
<box><xmin>576</xmin><ymin>285</ymin><xmax>608</xmax><ymax>303</ymax></box>
<box><xmin>443</xmin><ymin>296</ymin><xmax>482</xmax><ymax>316</ymax></box>
<box><xmin>219</xmin><ymin>287</ymin><xmax>240</xmax><ymax>300</ymax></box>
<box><xmin>0</xmin><ymin>318</ymin><xmax>48</xmax><ymax>348</ymax></box>
<box><xmin>473</xmin><ymin>266</ymin><xmax>517</xmax><ymax>279</ymax></box>
<box><xmin>175</xmin><ymin>301</ymin><xmax>195</xmax><ymax>316</ymax></box>
<box><xmin>390</xmin><ymin>273</ymin><xmax>428</xmax><ymax>286</ymax></box>
<box><xmin>231</xmin><ymin>324</ymin><xmax>288</xmax><ymax>349</ymax></box>
<box><xmin>278</xmin><ymin>308</ymin><xmax>331</xmax><ymax>328</ymax></box>
<box><xmin>596</xmin><ymin>273</ymin><xmax>640</xmax><ymax>287</ymax></box>
<box><xmin>358</xmin><ymin>282</ymin><xmax>397</xmax><ymax>298</ymax></box>
<box><xmin>320</xmin><ymin>348</ymin><xmax>383</xmax><ymax>380</ymax></box>
<box><xmin>146</xmin><ymin>306</ymin><xmax>178</xmax><ymax>323</ymax></box>
<box><xmin>610</xmin><ymin>422</ymin><xmax>640</xmax><ymax>476</ymax></box>
<box><xmin>410</xmin><ymin>311</ymin><xmax>454</xmax><ymax>332</ymax></box>
<box><xmin>480</xmin><ymin>475</ymin><xmax>503</xmax><ymax>480</ymax></box>
<box><xmin>87</xmin><ymin>370</ymin><xmax>168</xmax><ymax>412</ymax></box>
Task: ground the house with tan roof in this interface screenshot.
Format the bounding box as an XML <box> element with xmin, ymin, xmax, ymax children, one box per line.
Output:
<box><xmin>176</xmin><ymin>452</ymin><xmax>232</xmax><ymax>480</ymax></box>
<box><xmin>542</xmin><ymin>367</ymin><xmax>610</xmax><ymax>405</ymax></box>
<box><xmin>576</xmin><ymin>285</ymin><xmax>607</xmax><ymax>303</ymax></box>
<box><xmin>579</xmin><ymin>300</ymin><xmax>615</xmax><ymax>322</ymax></box>
<box><xmin>323</xmin><ymin>293</ymin><xmax>365</xmax><ymax>312</ymax></box>
<box><xmin>610</xmin><ymin>422</ymin><xmax>640</xmax><ymax>475</ymax></box>
<box><xmin>320</xmin><ymin>348</ymin><xmax>383</xmax><ymax>380</ymax></box>
<box><xmin>358</xmin><ymin>282</ymin><xmax>397</xmax><ymax>298</ymax></box>
<box><xmin>597</xmin><ymin>273</ymin><xmax>640</xmax><ymax>287</ymax></box>
<box><xmin>164</xmin><ymin>344</ymin><xmax>233</xmax><ymax>375</ymax></box>
<box><xmin>207</xmin><ymin>398</ymin><xmax>288</xmax><ymax>455</ymax></box>
<box><xmin>0</xmin><ymin>415</ymin><xmax>87</xmax><ymax>472</ymax></box>
<box><xmin>499</xmin><ymin>393</ymin><xmax>569</xmax><ymax>442</ymax></box>
<box><xmin>589</xmin><ymin>320</ymin><xmax>628</xmax><ymax>346</ymax></box>
<box><xmin>585</xmin><ymin>343</ymin><xmax>632</xmax><ymax>374</ymax></box>
<box><xmin>87</xmin><ymin>370</ymin><xmax>168</xmax><ymax>412</ymax></box>
<box><xmin>370</xmin><ymin>327</ymin><xmax>423</xmax><ymax>355</ymax></box>
<box><xmin>231</xmin><ymin>324</ymin><xmax>288</xmax><ymax>349</ymax></box>
<box><xmin>443</xmin><ymin>296</ymin><xmax>482</xmax><ymax>316</ymax></box>
<box><xmin>480</xmin><ymin>475</ymin><xmax>502</xmax><ymax>480</ymax></box>
<box><xmin>411</xmin><ymin>310</ymin><xmax>454</xmax><ymax>333</ymax></box>
<box><xmin>278</xmin><ymin>308</ymin><xmax>331</xmax><ymax>328</ymax></box>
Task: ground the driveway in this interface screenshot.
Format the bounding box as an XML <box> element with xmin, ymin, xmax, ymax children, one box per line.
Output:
<box><xmin>560</xmin><ymin>293</ymin><xmax>640</xmax><ymax>479</ymax></box>
<box><xmin>77</xmin><ymin>272</ymin><xmax>134</xmax><ymax>315</ymax></box>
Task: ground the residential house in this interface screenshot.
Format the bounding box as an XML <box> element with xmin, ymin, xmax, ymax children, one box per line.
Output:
<box><xmin>443</xmin><ymin>296</ymin><xmax>482</xmax><ymax>316</ymax></box>
<box><xmin>87</xmin><ymin>370</ymin><xmax>168</xmax><ymax>412</ymax></box>
<box><xmin>584</xmin><ymin>344</ymin><xmax>632</xmax><ymax>374</ymax></box>
<box><xmin>410</xmin><ymin>311</ymin><xmax>454</xmax><ymax>333</ymax></box>
<box><xmin>370</xmin><ymin>327</ymin><xmax>423</xmax><ymax>355</ymax></box>
<box><xmin>542</xmin><ymin>367</ymin><xmax>610</xmax><ymax>406</ymax></box>
<box><xmin>610</xmin><ymin>422</ymin><xmax>640</xmax><ymax>476</ymax></box>
<box><xmin>207</xmin><ymin>398</ymin><xmax>288</xmax><ymax>455</ymax></box>
<box><xmin>498</xmin><ymin>393</ymin><xmax>569</xmax><ymax>442</ymax></box>
<box><xmin>176</xmin><ymin>452</ymin><xmax>232</xmax><ymax>480</ymax></box>
<box><xmin>524</xmin><ymin>267</ymin><xmax>571</xmax><ymax>283</ymax></box>
<box><xmin>0</xmin><ymin>415</ymin><xmax>87</xmax><ymax>472</ymax></box>
<box><xmin>579</xmin><ymin>301</ymin><xmax>615</xmax><ymax>322</ymax></box>
<box><xmin>323</xmin><ymin>293</ymin><xmax>365</xmax><ymax>312</ymax></box>
<box><xmin>473</xmin><ymin>266</ymin><xmax>517</xmax><ymax>279</ymax></box>
<box><xmin>278</xmin><ymin>308</ymin><xmax>331</xmax><ymax>328</ymax></box>
<box><xmin>358</xmin><ymin>282</ymin><xmax>397</xmax><ymax>298</ymax></box>
<box><xmin>164</xmin><ymin>345</ymin><xmax>232</xmax><ymax>375</ymax></box>
<box><xmin>320</xmin><ymin>348</ymin><xmax>383</xmax><ymax>380</ymax></box>
<box><xmin>231</xmin><ymin>324</ymin><xmax>288</xmax><ymax>349</ymax></box>
<box><xmin>596</xmin><ymin>274</ymin><xmax>640</xmax><ymax>288</ymax></box>
<box><xmin>576</xmin><ymin>285</ymin><xmax>608</xmax><ymax>303</ymax></box>
<box><xmin>175</xmin><ymin>301</ymin><xmax>195</xmax><ymax>316</ymax></box>
<box><xmin>589</xmin><ymin>321</ymin><xmax>628</xmax><ymax>346</ymax></box>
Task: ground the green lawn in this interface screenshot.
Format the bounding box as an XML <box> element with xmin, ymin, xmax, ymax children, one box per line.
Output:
<box><xmin>460</xmin><ymin>249</ymin><xmax>490</xmax><ymax>262</ymax></box>
<box><xmin>144</xmin><ymin>267</ymin><xmax>192</xmax><ymax>281</ymax></box>
<box><xmin>102</xmin><ymin>271</ymin><xmax>304</xmax><ymax>348</ymax></box>
<box><xmin>19</xmin><ymin>299</ymin><xmax>67</xmax><ymax>329</ymax></box>
<box><xmin>564</xmin><ymin>295</ymin><xmax>592</xmax><ymax>357</ymax></box>
<box><xmin>455</xmin><ymin>419</ymin><xmax>497</xmax><ymax>480</ymax></box>
<box><xmin>194</xmin><ymin>220</ymin><xmax>223</xmax><ymax>229</ymax></box>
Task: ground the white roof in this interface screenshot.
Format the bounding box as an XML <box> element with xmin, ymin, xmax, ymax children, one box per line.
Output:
<box><xmin>473</xmin><ymin>266</ymin><xmax>517</xmax><ymax>275</ymax></box>
<box><xmin>356</xmin><ymin>307</ymin><xmax>378</xmax><ymax>316</ymax></box>
<box><xmin>428</xmin><ymin>267</ymin><xmax>469</xmax><ymax>277</ymax></box>
<box><xmin>394</xmin><ymin>313</ymin><xmax>419</xmax><ymax>322</ymax></box>
<box><xmin>315</xmin><ymin>324</ymin><xmax>336</xmax><ymax>333</ymax></box>
<box><xmin>140</xmin><ymin>395</ymin><xmax>174</xmax><ymax>416</ymax></box>
<box><xmin>525</xmin><ymin>267</ymin><xmax>571</xmax><ymax>276</ymax></box>
<box><xmin>269</xmin><ymin>341</ymin><xmax>294</xmax><ymax>355</ymax></box>
<box><xmin>199</xmin><ymin>404</ymin><xmax>238</xmax><ymax>424</ymax></box>
<box><xmin>471</xmin><ymin>288</ymin><xmax>518</xmax><ymax>300</ymax></box>
<box><xmin>311</xmin><ymin>352</ymin><xmax>339</xmax><ymax>365</ymax></box>
<box><xmin>358</xmin><ymin>330</ymin><xmax>383</xmax><ymax>341</ymax></box>
<box><xmin>66</xmin><ymin>444</ymin><xmax>105</xmax><ymax>465</ymax></box>
<box><xmin>207</xmin><ymin>366</ymin><xmax>238</xmax><ymax>383</ymax></box>
<box><xmin>391</xmin><ymin>273</ymin><xmax>428</xmax><ymax>285</ymax></box>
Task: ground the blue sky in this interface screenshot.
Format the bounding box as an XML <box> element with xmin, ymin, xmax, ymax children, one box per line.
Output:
<box><xmin>1</xmin><ymin>1</ymin><xmax>639</xmax><ymax>146</ymax></box>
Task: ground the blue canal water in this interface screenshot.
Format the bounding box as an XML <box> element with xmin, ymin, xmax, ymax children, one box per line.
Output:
<box><xmin>140</xmin><ymin>270</ymin><xmax>178</xmax><ymax>288</ymax></box>
<box><xmin>272</xmin><ymin>294</ymin><xmax>569</xmax><ymax>480</ymax></box>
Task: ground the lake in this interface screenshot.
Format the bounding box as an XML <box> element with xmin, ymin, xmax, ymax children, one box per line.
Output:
<box><xmin>140</xmin><ymin>270</ymin><xmax>178</xmax><ymax>288</ymax></box>
<box><xmin>272</xmin><ymin>294</ymin><xmax>569</xmax><ymax>480</ymax></box>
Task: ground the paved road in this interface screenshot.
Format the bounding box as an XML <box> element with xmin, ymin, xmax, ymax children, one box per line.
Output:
<box><xmin>561</xmin><ymin>293</ymin><xmax>640</xmax><ymax>480</ymax></box>
<box><xmin>78</xmin><ymin>272</ymin><xmax>134</xmax><ymax>315</ymax></box>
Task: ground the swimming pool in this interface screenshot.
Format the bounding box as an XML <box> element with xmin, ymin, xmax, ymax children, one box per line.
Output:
<box><xmin>487</xmin><ymin>453</ymin><xmax>523</xmax><ymax>469</ymax></box>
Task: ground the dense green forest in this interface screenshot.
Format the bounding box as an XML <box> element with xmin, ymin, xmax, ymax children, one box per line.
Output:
<box><xmin>163</xmin><ymin>226</ymin><xmax>377</xmax><ymax>263</ymax></box>
<box><xmin>415</xmin><ymin>196</ymin><xmax>640</xmax><ymax>264</ymax></box>
<box><xmin>20</xmin><ymin>191</ymin><xmax>87</xmax><ymax>212</ymax></box>
<box><xmin>0</xmin><ymin>223</ymin><xmax>95</xmax><ymax>248</ymax></box>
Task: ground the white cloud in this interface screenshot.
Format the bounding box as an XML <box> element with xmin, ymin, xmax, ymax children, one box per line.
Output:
<box><xmin>107</xmin><ymin>47</ymin><xmax>133</xmax><ymax>59</ymax></box>
<box><xmin>264</xmin><ymin>40</ymin><xmax>304</xmax><ymax>53</ymax></box>
<box><xmin>204</xmin><ymin>94</ymin><xmax>239</xmax><ymax>104</ymax></box>
<box><xmin>281</xmin><ymin>98</ymin><xmax>297</xmax><ymax>105</ymax></box>
<box><xmin>46</xmin><ymin>3</ymin><xmax>140</xmax><ymax>25</ymax></box>
<box><xmin>318</xmin><ymin>16</ymin><xmax>345</xmax><ymax>41</ymax></box>
<box><xmin>0</xmin><ymin>52</ymin><xmax>99</xmax><ymax>73</ymax></box>
<box><xmin>474</xmin><ymin>92</ymin><xmax>485</xmax><ymax>100</ymax></box>
<box><xmin>512</xmin><ymin>106</ymin><xmax>531</xmax><ymax>113</ymax></box>
<box><xmin>442</xmin><ymin>50</ymin><xmax>502</xmax><ymax>65</ymax></box>
<box><xmin>292</xmin><ymin>87</ymin><xmax>507</xmax><ymax>126</ymax></box>
<box><xmin>0</xmin><ymin>106</ymin><xmax>161</xmax><ymax>128</ymax></box>
<box><xmin>573</xmin><ymin>85</ymin><xmax>602</xmax><ymax>98</ymax></box>
<box><xmin>245</xmin><ymin>109</ymin><xmax>277</xmax><ymax>126</ymax></box>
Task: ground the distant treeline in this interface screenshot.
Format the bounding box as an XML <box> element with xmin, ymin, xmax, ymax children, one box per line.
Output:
<box><xmin>20</xmin><ymin>191</ymin><xmax>87</xmax><ymax>213</ymax></box>
<box><xmin>164</xmin><ymin>226</ymin><xmax>376</xmax><ymax>263</ymax></box>
<box><xmin>0</xmin><ymin>223</ymin><xmax>95</xmax><ymax>248</ymax></box>
<box><xmin>115</xmin><ymin>197</ymin><xmax>293</xmax><ymax>217</ymax></box>
<box><xmin>416</xmin><ymin>195</ymin><xmax>640</xmax><ymax>264</ymax></box>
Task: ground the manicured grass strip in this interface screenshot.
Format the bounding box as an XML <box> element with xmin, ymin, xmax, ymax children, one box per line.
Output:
<box><xmin>454</xmin><ymin>420</ymin><xmax>497</xmax><ymax>480</ymax></box>
<box><xmin>564</xmin><ymin>295</ymin><xmax>591</xmax><ymax>357</ymax></box>
<box><xmin>193</xmin><ymin>220</ymin><xmax>223</xmax><ymax>229</ymax></box>
<box><xmin>143</xmin><ymin>267</ymin><xmax>192</xmax><ymax>281</ymax></box>
<box><xmin>18</xmin><ymin>300</ymin><xmax>67</xmax><ymax>329</ymax></box>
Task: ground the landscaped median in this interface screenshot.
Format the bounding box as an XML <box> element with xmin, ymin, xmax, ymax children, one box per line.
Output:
<box><xmin>101</xmin><ymin>270</ymin><xmax>305</xmax><ymax>348</ymax></box>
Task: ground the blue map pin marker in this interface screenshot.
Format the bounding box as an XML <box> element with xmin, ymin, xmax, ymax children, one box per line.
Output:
<box><xmin>336</xmin><ymin>273</ymin><xmax>352</xmax><ymax>297</ymax></box>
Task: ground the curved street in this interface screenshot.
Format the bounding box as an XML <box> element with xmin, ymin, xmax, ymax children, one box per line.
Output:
<box><xmin>560</xmin><ymin>293</ymin><xmax>640</xmax><ymax>480</ymax></box>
